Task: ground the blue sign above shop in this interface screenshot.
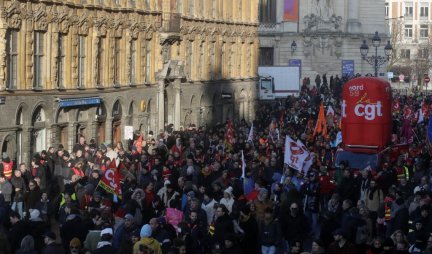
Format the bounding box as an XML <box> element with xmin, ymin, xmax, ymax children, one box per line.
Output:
<box><xmin>59</xmin><ymin>97</ymin><xmax>101</xmax><ymax>108</ymax></box>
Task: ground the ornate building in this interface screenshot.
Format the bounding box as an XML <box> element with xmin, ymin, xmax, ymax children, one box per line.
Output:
<box><xmin>0</xmin><ymin>0</ymin><xmax>259</xmax><ymax>163</ymax></box>
<box><xmin>259</xmin><ymin>0</ymin><xmax>388</xmax><ymax>79</ymax></box>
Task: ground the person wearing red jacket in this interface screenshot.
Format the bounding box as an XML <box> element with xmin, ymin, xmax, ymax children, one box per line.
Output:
<box><xmin>319</xmin><ymin>166</ymin><xmax>336</xmax><ymax>211</ymax></box>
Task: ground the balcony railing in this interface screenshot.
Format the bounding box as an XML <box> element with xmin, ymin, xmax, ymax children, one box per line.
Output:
<box><xmin>162</xmin><ymin>12</ymin><xmax>181</xmax><ymax>33</ymax></box>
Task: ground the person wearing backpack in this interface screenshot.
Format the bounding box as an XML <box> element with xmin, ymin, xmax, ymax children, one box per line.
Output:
<box><xmin>259</xmin><ymin>208</ymin><xmax>281</xmax><ymax>254</ymax></box>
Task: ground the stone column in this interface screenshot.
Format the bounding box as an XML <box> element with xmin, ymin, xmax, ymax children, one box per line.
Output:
<box><xmin>68</xmin><ymin>122</ymin><xmax>76</xmax><ymax>152</ymax></box>
<box><xmin>105</xmin><ymin>117</ymin><xmax>113</xmax><ymax>145</ymax></box>
<box><xmin>275</xmin><ymin>36</ymin><xmax>281</xmax><ymax>65</ymax></box>
<box><xmin>173</xmin><ymin>79</ymin><xmax>181</xmax><ymax>130</ymax></box>
<box><xmin>347</xmin><ymin>0</ymin><xmax>362</xmax><ymax>34</ymax></box>
<box><xmin>22</xmin><ymin>127</ymin><xmax>32</xmax><ymax>165</ymax></box>
<box><xmin>90</xmin><ymin>121</ymin><xmax>98</xmax><ymax>144</ymax></box>
<box><xmin>157</xmin><ymin>80</ymin><xmax>165</xmax><ymax>132</ymax></box>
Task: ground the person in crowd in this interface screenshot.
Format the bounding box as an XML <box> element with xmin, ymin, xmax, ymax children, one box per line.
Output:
<box><xmin>16</xmin><ymin>235</ymin><xmax>38</xmax><ymax>254</ymax></box>
<box><xmin>42</xmin><ymin>231</ymin><xmax>66</xmax><ymax>254</ymax></box>
<box><xmin>93</xmin><ymin>227</ymin><xmax>115</xmax><ymax>254</ymax></box>
<box><xmin>0</xmin><ymin>173</ymin><xmax>12</xmax><ymax>206</ymax></box>
<box><xmin>133</xmin><ymin>224</ymin><xmax>162</xmax><ymax>254</ymax></box>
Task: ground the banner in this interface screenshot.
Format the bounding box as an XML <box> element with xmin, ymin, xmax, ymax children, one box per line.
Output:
<box><xmin>247</xmin><ymin>123</ymin><xmax>254</xmax><ymax>143</ymax></box>
<box><xmin>241</xmin><ymin>150</ymin><xmax>246</xmax><ymax>179</ymax></box>
<box><xmin>284</xmin><ymin>136</ymin><xmax>308</xmax><ymax>170</ymax></box>
<box><xmin>283</xmin><ymin>0</ymin><xmax>299</xmax><ymax>21</ymax></box>
<box><xmin>313</xmin><ymin>102</ymin><xmax>327</xmax><ymax>137</ymax></box>
<box><xmin>98</xmin><ymin>166</ymin><xmax>122</xmax><ymax>198</ymax></box>
<box><xmin>225</xmin><ymin>119</ymin><xmax>234</xmax><ymax>149</ymax></box>
<box><xmin>135</xmin><ymin>135</ymin><xmax>143</xmax><ymax>154</ymax></box>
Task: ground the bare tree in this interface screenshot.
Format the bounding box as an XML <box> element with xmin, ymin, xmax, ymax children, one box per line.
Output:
<box><xmin>412</xmin><ymin>39</ymin><xmax>432</xmax><ymax>90</ymax></box>
<box><xmin>387</xmin><ymin>19</ymin><xmax>406</xmax><ymax>69</ymax></box>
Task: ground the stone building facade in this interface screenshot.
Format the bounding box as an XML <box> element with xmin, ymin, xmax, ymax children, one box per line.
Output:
<box><xmin>0</xmin><ymin>0</ymin><xmax>259</xmax><ymax>164</ymax></box>
<box><xmin>259</xmin><ymin>0</ymin><xmax>389</xmax><ymax>79</ymax></box>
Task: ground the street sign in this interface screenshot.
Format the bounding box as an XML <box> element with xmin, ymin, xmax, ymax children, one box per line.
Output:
<box><xmin>425</xmin><ymin>76</ymin><xmax>430</xmax><ymax>83</ymax></box>
<box><xmin>387</xmin><ymin>72</ymin><xmax>394</xmax><ymax>79</ymax></box>
<box><xmin>399</xmin><ymin>74</ymin><xmax>405</xmax><ymax>82</ymax></box>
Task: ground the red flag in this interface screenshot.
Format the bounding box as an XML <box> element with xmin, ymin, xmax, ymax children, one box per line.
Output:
<box><xmin>313</xmin><ymin>102</ymin><xmax>327</xmax><ymax>138</ymax></box>
<box><xmin>135</xmin><ymin>135</ymin><xmax>143</xmax><ymax>154</ymax></box>
<box><xmin>98</xmin><ymin>167</ymin><xmax>122</xmax><ymax>198</ymax></box>
<box><xmin>225</xmin><ymin>119</ymin><xmax>234</xmax><ymax>148</ymax></box>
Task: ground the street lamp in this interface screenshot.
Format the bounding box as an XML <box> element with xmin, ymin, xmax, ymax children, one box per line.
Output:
<box><xmin>291</xmin><ymin>40</ymin><xmax>297</xmax><ymax>55</ymax></box>
<box><xmin>359</xmin><ymin>31</ymin><xmax>392</xmax><ymax>77</ymax></box>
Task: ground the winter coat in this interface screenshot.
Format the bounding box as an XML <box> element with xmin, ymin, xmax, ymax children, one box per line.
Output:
<box><xmin>0</xmin><ymin>180</ymin><xmax>12</xmax><ymax>202</ymax></box>
<box><xmin>133</xmin><ymin>237</ymin><xmax>162</xmax><ymax>254</ymax></box>
<box><xmin>93</xmin><ymin>242</ymin><xmax>116</xmax><ymax>254</ymax></box>
<box><xmin>201</xmin><ymin>199</ymin><xmax>217</xmax><ymax>225</ymax></box>
<box><xmin>8</xmin><ymin>220</ymin><xmax>30</xmax><ymax>251</ymax></box>
<box><xmin>10</xmin><ymin>176</ymin><xmax>26</xmax><ymax>202</ymax></box>
<box><xmin>60</xmin><ymin>215</ymin><xmax>89</xmax><ymax>250</ymax></box>
<box><xmin>213</xmin><ymin>214</ymin><xmax>234</xmax><ymax>244</ymax></box>
<box><xmin>24</xmin><ymin>187</ymin><xmax>42</xmax><ymax>212</ymax></box>
<box><xmin>302</xmin><ymin>182</ymin><xmax>321</xmax><ymax>213</ymax></box>
<box><xmin>239</xmin><ymin>216</ymin><xmax>260</xmax><ymax>254</ymax></box>
<box><xmin>259</xmin><ymin>218</ymin><xmax>282</xmax><ymax>246</ymax></box>
<box><xmin>83</xmin><ymin>230</ymin><xmax>102</xmax><ymax>251</ymax></box>
<box><xmin>41</xmin><ymin>242</ymin><xmax>66</xmax><ymax>254</ymax></box>
<box><xmin>29</xmin><ymin>220</ymin><xmax>49</xmax><ymax>252</ymax></box>
<box><xmin>364</xmin><ymin>188</ymin><xmax>384</xmax><ymax>213</ymax></box>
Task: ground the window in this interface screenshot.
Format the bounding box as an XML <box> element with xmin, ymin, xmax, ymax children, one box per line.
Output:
<box><xmin>145</xmin><ymin>0</ymin><xmax>150</xmax><ymax>10</ymax></box>
<box><xmin>6</xmin><ymin>30</ymin><xmax>18</xmax><ymax>90</ymax></box>
<box><xmin>34</xmin><ymin>32</ymin><xmax>44</xmax><ymax>89</ymax></box>
<box><xmin>420</xmin><ymin>24</ymin><xmax>429</xmax><ymax>38</ymax></box>
<box><xmin>114</xmin><ymin>38</ymin><xmax>121</xmax><ymax>85</ymax></box>
<box><xmin>78</xmin><ymin>35</ymin><xmax>86</xmax><ymax>88</ymax></box>
<box><xmin>401</xmin><ymin>49</ymin><xmax>411</xmax><ymax>59</ymax></box>
<box><xmin>421</xmin><ymin>6</ymin><xmax>429</xmax><ymax>17</ymax></box>
<box><xmin>57</xmin><ymin>34</ymin><xmax>65</xmax><ymax>88</ymax></box>
<box><xmin>145</xmin><ymin>40</ymin><xmax>151</xmax><ymax>83</ymax></box>
<box><xmin>405</xmin><ymin>24</ymin><xmax>413</xmax><ymax>38</ymax></box>
<box><xmin>419</xmin><ymin>48</ymin><xmax>429</xmax><ymax>58</ymax></box>
<box><xmin>259</xmin><ymin>0</ymin><xmax>276</xmax><ymax>23</ymax></box>
<box><xmin>259</xmin><ymin>47</ymin><xmax>274</xmax><ymax>66</ymax></box>
<box><xmin>385</xmin><ymin>3</ymin><xmax>389</xmax><ymax>16</ymax></box>
<box><xmin>130</xmin><ymin>39</ymin><xmax>136</xmax><ymax>85</ymax></box>
<box><xmin>97</xmin><ymin>37</ymin><xmax>104</xmax><ymax>87</ymax></box>
<box><xmin>405</xmin><ymin>5</ymin><xmax>413</xmax><ymax>17</ymax></box>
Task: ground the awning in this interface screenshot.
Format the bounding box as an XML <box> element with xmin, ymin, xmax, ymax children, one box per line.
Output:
<box><xmin>58</xmin><ymin>97</ymin><xmax>101</xmax><ymax>108</ymax></box>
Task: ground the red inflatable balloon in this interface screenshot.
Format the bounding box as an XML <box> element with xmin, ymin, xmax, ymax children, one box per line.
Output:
<box><xmin>341</xmin><ymin>77</ymin><xmax>392</xmax><ymax>154</ymax></box>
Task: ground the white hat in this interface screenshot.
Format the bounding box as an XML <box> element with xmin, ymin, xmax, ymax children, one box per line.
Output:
<box><xmin>100</xmin><ymin>228</ymin><xmax>113</xmax><ymax>236</ymax></box>
<box><xmin>29</xmin><ymin>209</ymin><xmax>40</xmax><ymax>221</ymax></box>
<box><xmin>224</xmin><ymin>186</ymin><xmax>233</xmax><ymax>196</ymax></box>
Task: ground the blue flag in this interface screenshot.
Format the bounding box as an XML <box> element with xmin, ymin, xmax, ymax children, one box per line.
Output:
<box><xmin>428</xmin><ymin>114</ymin><xmax>432</xmax><ymax>143</ymax></box>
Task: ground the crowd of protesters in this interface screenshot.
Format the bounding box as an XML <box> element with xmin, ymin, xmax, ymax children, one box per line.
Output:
<box><xmin>1</xmin><ymin>74</ymin><xmax>432</xmax><ymax>254</ymax></box>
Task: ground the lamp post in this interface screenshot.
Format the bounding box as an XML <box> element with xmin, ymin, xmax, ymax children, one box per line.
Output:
<box><xmin>360</xmin><ymin>31</ymin><xmax>393</xmax><ymax>77</ymax></box>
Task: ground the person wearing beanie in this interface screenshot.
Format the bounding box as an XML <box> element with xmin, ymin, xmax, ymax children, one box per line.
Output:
<box><xmin>93</xmin><ymin>228</ymin><xmax>115</xmax><ymax>254</ymax></box>
<box><xmin>133</xmin><ymin>224</ymin><xmax>162</xmax><ymax>254</ymax></box>
<box><xmin>220</xmin><ymin>186</ymin><xmax>235</xmax><ymax>214</ymax></box>
<box><xmin>112</xmin><ymin>213</ymin><xmax>138</xmax><ymax>252</ymax></box>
